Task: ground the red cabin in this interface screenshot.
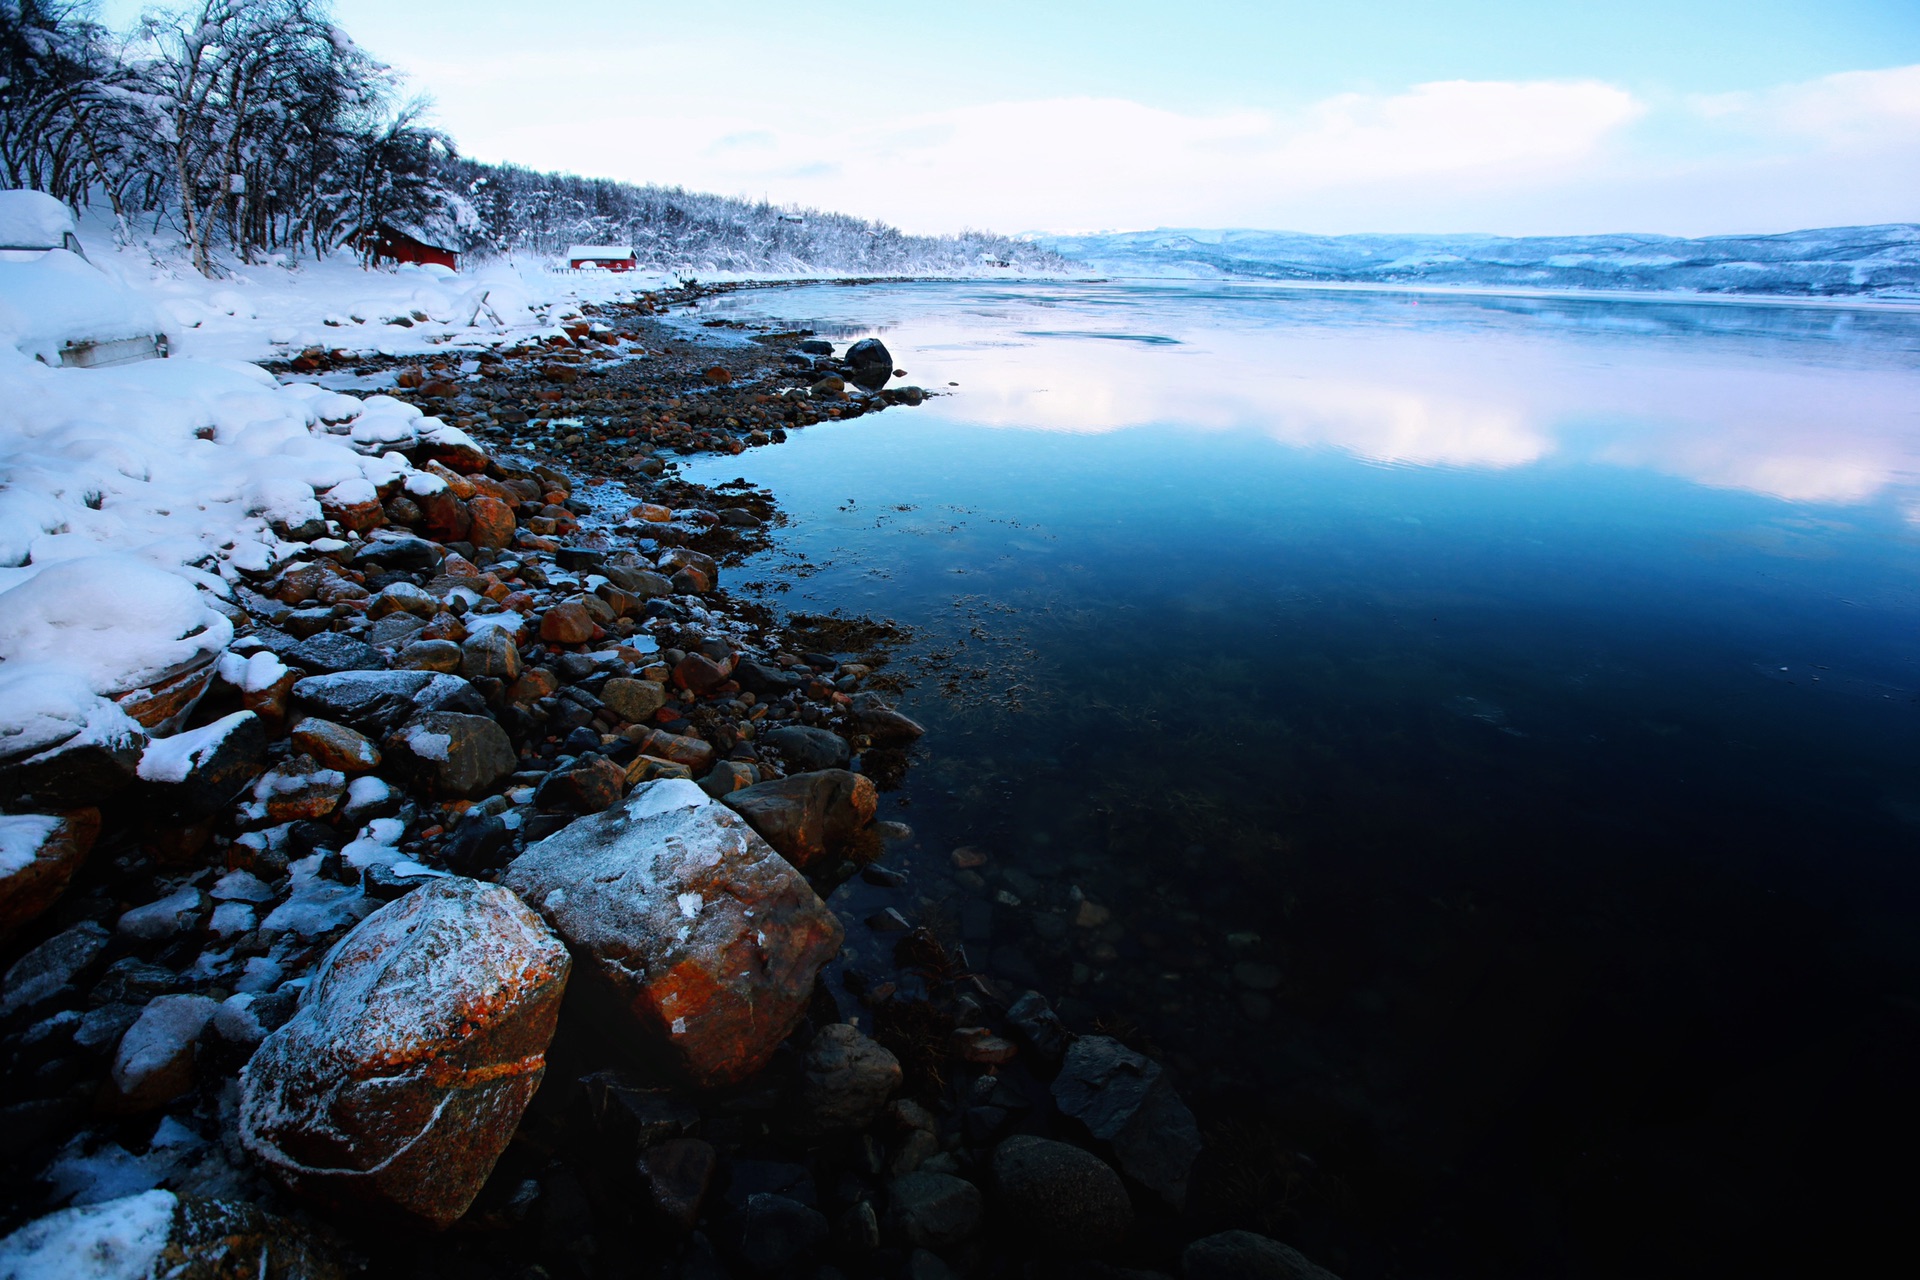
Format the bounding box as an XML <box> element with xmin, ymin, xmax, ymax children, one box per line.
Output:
<box><xmin>568</xmin><ymin>244</ymin><xmax>637</xmax><ymax>271</ymax></box>
<box><xmin>366</xmin><ymin>226</ymin><xmax>459</xmax><ymax>271</ymax></box>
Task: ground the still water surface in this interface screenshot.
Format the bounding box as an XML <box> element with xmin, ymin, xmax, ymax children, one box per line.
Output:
<box><xmin>682</xmin><ymin>281</ymin><xmax>1920</xmax><ymax>1277</ymax></box>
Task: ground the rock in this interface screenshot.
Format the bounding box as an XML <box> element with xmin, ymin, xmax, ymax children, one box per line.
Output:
<box><xmin>1181</xmin><ymin>1231</ymin><xmax>1342</xmax><ymax>1280</ymax></box>
<box><xmin>539</xmin><ymin>601</ymin><xmax>595</xmax><ymax>645</ymax></box>
<box><xmin>0</xmin><ymin>705</ymin><xmax>146</xmax><ymax>811</ymax></box>
<box><xmin>951</xmin><ymin>1026</ymin><xmax>1018</xmax><ymax>1064</ymax></box>
<box><xmin>581</xmin><ymin>1068</ymin><xmax>701</xmax><ymax>1149</ymax></box>
<box><xmin>0</xmin><ymin>921</ymin><xmax>108</xmax><ymax>1017</ymax></box>
<box><xmin>602</xmin><ymin>677</ymin><xmax>667</xmax><ymax>723</ymax></box>
<box><xmin>352</xmin><ymin>531</ymin><xmax>442</xmax><ymax>573</ymax></box>
<box><xmin>461</xmin><ymin>629</ymin><xmax>522</xmax><ymax>681</ymax></box>
<box><xmin>991</xmin><ymin>1135</ymin><xmax>1132</xmax><ymax>1256</ymax></box>
<box><xmin>673</xmin><ymin>652</ymin><xmax>729</xmax><ymax>693</ymax></box>
<box><xmin>284</xmin><ymin>632</ymin><xmax>383</xmax><ymax>675</ymax></box>
<box><xmin>1006</xmin><ymin>990</ymin><xmax>1071</xmax><ymax>1066</ymax></box>
<box><xmin>845</xmin><ymin>338</ymin><xmax>894</xmax><ymax>390</ymax></box>
<box><xmin>395</xmin><ymin>639</ymin><xmax>463</xmax><ymax>673</ymax></box>
<box><xmin>0</xmin><ymin>1189</ymin><xmax>347</xmax><ymax>1280</ymax></box>
<box><xmin>658</xmin><ymin>548</ymin><xmax>720</xmax><ymax>591</ymax></box>
<box><xmin>367</xmin><ymin>582</ymin><xmax>439</xmax><ymax>621</ymax></box>
<box><xmin>240</xmin><ymin>878</ymin><xmax>571</xmax><ymax>1227</ymax></box>
<box><xmin>534</xmin><ymin>754</ymin><xmax>627</xmax><ymax>813</ymax></box>
<box><xmin>799</xmin><ymin>338</ymin><xmax>834</xmax><ymax>355</ymax></box>
<box><xmin>885</xmin><ymin>1172</ymin><xmax>982</xmax><ymax>1251</ymax></box>
<box><xmin>0</xmin><ymin>809</ymin><xmax>99</xmax><ymax>939</ymax></box>
<box><xmin>288</xmin><ymin>719</ymin><xmax>380</xmax><ymax>774</ymax></box>
<box><xmin>698</xmin><ymin>760</ymin><xmax>757</xmax><ymax>800</ymax></box>
<box><xmin>762</xmin><ymin>725</ymin><xmax>851</xmax><ymax>771</ymax></box>
<box><xmin>384</xmin><ymin>712</ymin><xmax>516</xmax><ymax>798</ymax></box>
<box><xmin>292</xmin><ymin>670</ymin><xmax>485</xmax><ymax>736</ymax></box>
<box><xmin>1052</xmin><ymin>1036</ymin><xmax>1202</xmax><ymax>1210</ymax></box>
<box><xmin>466</xmin><ymin>495</ymin><xmax>516</xmax><ymax>550</ymax></box>
<box><xmin>135</xmin><ymin>710</ymin><xmax>270</xmax><ymax>815</ymax></box>
<box><xmin>503</xmin><ymin>779</ymin><xmax>843</xmax><ymax>1088</ymax></box>
<box><xmin>721</xmin><ymin>769</ymin><xmax>877</xmax><ymax>872</ymax></box>
<box><xmin>251</xmin><ymin>755</ymin><xmax>347</xmax><ymax>823</ymax></box>
<box><xmin>116</xmin><ymin>885</ymin><xmax>207</xmax><ymax>942</ymax></box>
<box><xmin>733</xmin><ymin>1194</ymin><xmax>827</xmax><ymax>1274</ymax></box>
<box><xmin>628</xmin><ymin>728</ymin><xmax>715</xmax><ymax>775</ymax></box>
<box><xmin>851</xmin><ymin>692</ymin><xmax>926</xmax><ymax>744</ymax></box>
<box><xmin>603</xmin><ymin>565</ymin><xmax>673</xmax><ymax>597</ymax></box>
<box><xmin>442</xmin><ymin>812</ymin><xmax>513</xmax><ymax>874</ymax></box>
<box><xmin>787</xmin><ymin>1023</ymin><xmax>901</xmax><ymax>1138</ymax></box>
<box><xmin>106</xmin><ymin>993</ymin><xmax>219</xmax><ymax>1110</ymax></box>
<box><xmin>639</xmin><ymin>1138</ymin><xmax>716</xmax><ymax>1232</ymax></box>
<box><xmin>734</xmin><ymin>660</ymin><xmax>801</xmax><ymax>695</ymax></box>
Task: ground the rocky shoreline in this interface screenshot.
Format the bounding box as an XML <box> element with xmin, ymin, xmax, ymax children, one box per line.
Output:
<box><xmin>0</xmin><ymin>283</ymin><xmax>1337</xmax><ymax>1280</ymax></box>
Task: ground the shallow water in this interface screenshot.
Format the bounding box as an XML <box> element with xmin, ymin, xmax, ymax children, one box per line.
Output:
<box><xmin>681</xmin><ymin>281</ymin><xmax>1920</xmax><ymax>1277</ymax></box>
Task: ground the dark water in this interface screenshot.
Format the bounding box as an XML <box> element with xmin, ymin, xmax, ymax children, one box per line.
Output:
<box><xmin>682</xmin><ymin>282</ymin><xmax>1920</xmax><ymax>1277</ymax></box>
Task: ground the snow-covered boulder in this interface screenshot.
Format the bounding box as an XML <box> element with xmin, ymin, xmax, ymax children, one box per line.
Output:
<box><xmin>239</xmin><ymin>877</ymin><xmax>570</xmax><ymax>1227</ymax></box>
<box><xmin>0</xmin><ymin>1188</ymin><xmax>347</xmax><ymax>1280</ymax></box>
<box><xmin>106</xmin><ymin>993</ymin><xmax>219</xmax><ymax>1111</ymax></box>
<box><xmin>0</xmin><ymin>668</ymin><xmax>146</xmax><ymax>810</ymax></box>
<box><xmin>503</xmin><ymin>778</ymin><xmax>844</xmax><ymax>1088</ymax></box>
<box><xmin>0</xmin><ymin>808</ymin><xmax>99</xmax><ymax>938</ymax></box>
<box><xmin>289</xmin><ymin>670</ymin><xmax>484</xmax><ymax>736</ymax></box>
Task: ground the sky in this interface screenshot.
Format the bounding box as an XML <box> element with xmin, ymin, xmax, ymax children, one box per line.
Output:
<box><xmin>104</xmin><ymin>0</ymin><xmax>1920</xmax><ymax>238</ymax></box>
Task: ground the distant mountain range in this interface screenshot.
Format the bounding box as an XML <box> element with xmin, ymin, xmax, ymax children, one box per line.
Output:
<box><xmin>1031</xmin><ymin>225</ymin><xmax>1920</xmax><ymax>299</ymax></box>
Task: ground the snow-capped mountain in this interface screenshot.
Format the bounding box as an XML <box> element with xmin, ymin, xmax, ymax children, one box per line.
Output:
<box><xmin>1033</xmin><ymin>225</ymin><xmax>1920</xmax><ymax>298</ymax></box>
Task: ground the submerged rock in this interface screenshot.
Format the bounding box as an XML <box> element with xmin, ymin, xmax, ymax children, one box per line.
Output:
<box><xmin>990</xmin><ymin>1134</ymin><xmax>1132</xmax><ymax>1256</ymax></box>
<box><xmin>1181</xmin><ymin>1230</ymin><xmax>1343</xmax><ymax>1280</ymax></box>
<box><xmin>721</xmin><ymin>769</ymin><xmax>877</xmax><ymax>871</ymax></box>
<box><xmin>239</xmin><ymin>877</ymin><xmax>571</xmax><ymax>1227</ymax></box>
<box><xmin>503</xmin><ymin>778</ymin><xmax>843</xmax><ymax>1088</ymax></box>
<box><xmin>1051</xmin><ymin>1035</ymin><xmax>1203</xmax><ymax>1210</ymax></box>
<box><xmin>786</xmin><ymin>1023</ymin><xmax>901</xmax><ymax>1138</ymax></box>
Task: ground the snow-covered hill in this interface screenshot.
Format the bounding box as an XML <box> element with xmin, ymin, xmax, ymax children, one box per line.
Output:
<box><xmin>1034</xmin><ymin>225</ymin><xmax>1920</xmax><ymax>299</ymax></box>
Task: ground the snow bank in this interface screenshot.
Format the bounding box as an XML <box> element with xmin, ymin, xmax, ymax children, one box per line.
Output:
<box><xmin>0</xmin><ymin>1188</ymin><xmax>174</xmax><ymax>1280</ymax></box>
<box><xmin>0</xmin><ymin>557</ymin><xmax>230</xmax><ymax>695</ymax></box>
<box><xmin>0</xmin><ymin>191</ymin><xmax>78</xmax><ymax>250</ymax></box>
<box><xmin>0</xmin><ymin>252</ymin><xmax>167</xmax><ymax>366</ymax></box>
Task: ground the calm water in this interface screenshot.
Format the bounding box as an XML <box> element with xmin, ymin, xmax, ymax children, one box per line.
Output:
<box><xmin>681</xmin><ymin>282</ymin><xmax>1920</xmax><ymax>1278</ymax></box>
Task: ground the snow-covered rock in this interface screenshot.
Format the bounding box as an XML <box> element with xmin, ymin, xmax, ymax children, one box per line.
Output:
<box><xmin>106</xmin><ymin>994</ymin><xmax>219</xmax><ymax>1111</ymax></box>
<box><xmin>0</xmin><ymin>808</ymin><xmax>99</xmax><ymax>938</ymax></box>
<box><xmin>503</xmin><ymin>778</ymin><xmax>843</xmax><ymax>1088</ymax></box>
<box><xmin>0</xmin><ymin>1188</ymin><xmax>346</xmax><ymax>1280</ymax></box>
<box><xmin>288</xmin><ymin>670</ymin><xmax>484</xmax><ymax>736</ymax></box>
<box><xmin>239</xmin><ymin>877</ymin><xmax>570</xmax><ymax>1227</ymax></box>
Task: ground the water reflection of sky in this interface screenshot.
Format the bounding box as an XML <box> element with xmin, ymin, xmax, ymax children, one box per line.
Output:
<box><xmin>697</xmin><ymin>280</ymin><xmax>1920</xmax><ymax>508</ymax></box>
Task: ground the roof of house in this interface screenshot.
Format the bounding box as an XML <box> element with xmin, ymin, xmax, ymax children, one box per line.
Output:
<box><xmin>567</xmin><ymin>245</ymin><xmax>636</xmax><ymax>260</ymax></box>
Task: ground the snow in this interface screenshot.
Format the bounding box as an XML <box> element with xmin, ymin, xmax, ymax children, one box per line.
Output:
<box><xmin>0</xmin><ymin>251</ymin><xmax>168</xmax><ymax>365</ymax></box>
<box><xmin>1036</xmin><ymin>225</ymin><xmax>1920</xmax><ymax>299</ymax></box>
<box><xmin>0</xmin><ymin>556</ymin><xmax>231</xmax><ymax>696</ymax></box>
<box><xmin>0</xmin><ymin>1188</ymin><xmax>176</xmax><ymax>1280</ymax></box>
<box><xmin>568</xmin><ymin>245</ymin><xmax>636</xmax><ymax>262</ymax></box>
<box><xmin>0</xmin><ymin>666</ymin><xmax>144</xmax><ymax>765</ymax></box>
<box><xmin>0</xmin><ymin>191</ymin><xmax>79</xmax><ymax>250</ymax></box>
<box><xmin>0</xmin><ymin>814</ymin><xmax>61</xmax><ymax>876</ymax></box>
<box><xmin>114</xmin><ymin>887</ymin><xmax>203</xmax><ymax>941</ymax></box>
<box><xmin>110</xmin><ymin>994</ymin><xmax>217</xmax><ymax>1093</ymax></box>
<box><xmin>208</xmin><ymin>902</ymin><xmax>256</xmax><ymax>938</ymax></box>
<box><xmin>134</xmin><ymin>710</ymin><xmax>256</xmax><ymax>783</ymax></box>
<box><xmin>214</xmin><ymin>650</ymin><xmax>287</xmax><ymax>695</ymax></box>
<box><xmin>260</xmin><ymin>853</ymin><xmax>372</xmax><ymax>938</ymax></box>
<box><xmin>402</xmin><ymin>724</ymin><xmax>452</xmax><ymax>762</ymax></box>
<box><xmin>210</xmin><ymin>868</ymin><xmax>273</xmax><ymax>902</ymax></box>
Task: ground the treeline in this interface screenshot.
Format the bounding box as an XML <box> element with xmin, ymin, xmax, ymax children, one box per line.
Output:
<box><xmin>0</xmin><ymin>0</ymin><xmax>1063</xmax><ymax>277</ymax></box>
<box><xmin>447</xmin><ymin>158</ymin><xmax>1067</xmax><ymax>275</ymax></box>
<box><xmin>0</xmin><ymin>0</ymin><xmax>459</xmax><ymax>275</ymax></box>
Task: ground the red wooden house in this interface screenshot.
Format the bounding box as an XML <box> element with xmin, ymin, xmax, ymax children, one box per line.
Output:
<box><xmin>366</xmin><ymin>225</ymin><xmax>460</xmax><ymax>270</ymax></box>
<box><xmin>568</xmin><ymin>244</ymin><xmax>638</xmax><ymax>271</ymax></box>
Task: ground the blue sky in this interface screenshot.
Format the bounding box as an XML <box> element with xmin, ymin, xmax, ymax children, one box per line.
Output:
<box><xmin>104</xmin><ymin>1</ymin><xmax>1920</xmax><ymax>236</ymax></box>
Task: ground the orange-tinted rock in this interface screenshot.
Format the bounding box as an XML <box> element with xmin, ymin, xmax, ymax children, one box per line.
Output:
<box><xmin>630</xmin><ymin>728</ymin><xmax>714</xmax><ymax>775</ymax></box>
<box><xmin>720</xmin><ymin>770</ymin><xmax>877</xmax><ymax>872</ymax></box>
<box><xmin>252</xmin><ymin>755</ymin><xmax>346</xmax><ymax>822</ymax></box>
<box><xmin>503</xmin><ymin>780</ymin><xmax>842</xmax><ymax>1088</ymax></box>
<box><xmin>320</xmin><ymin>485</ymin><xmax>385</xmax><ymax>534</ymax></box>
<box><xmin>539</xmin><ymin>601</ymin><xmax>595</xmax><ymax>645</ymax></box>
<box><xmin>289</xmin><ymin>719</ymin><xmax>380</xmax><ymax>774</ymax></box>
<box><xmin>0</xmin><ymin>809</ymin><xmax>100</xmax><ymax>939</ymax></box>
<box><xmin>416</xmin><ymin>488</ymin><xmax>472</xmax><ymax>542</ymax></box>
<box><xmin>115</xmin><ymin>660</ymin><xmax>216</xmax><ymax>735</ymax></box>
<box><xmin>673</xmin><ymin>652</ymin><xmax>729</xmax><ymax>693</ymax></box>
<box><xmin>240</xmin><ymin>878</ymin><xmax>571</xmax><ymax>1228</ymax></box>
<box><xmin>467</xmin><ymin>495</ymin><xmax>516</xmax><ymax>550</ymax></box>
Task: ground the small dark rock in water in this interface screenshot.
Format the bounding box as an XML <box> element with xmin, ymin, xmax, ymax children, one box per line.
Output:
<box><xmin>762</xmin><ymin>725</ymin><xmax>851</xmax><ymax>771</ymax></box>
<box><xmin>990</xmin><ymin>1134</ymin><xmax>1133</xmax><ymax>1256</ymax></box>
<box><xmin>731</xmin><ymin>1193</ymin><xmax>828</xmax><ymax>1273</ymax></box>
<box><xmin>799</xmin><ymin>338</ymin><xmax>835</xmax><ymax>355</ymax></box>
<box><xmin>1052</xmin><ymin>1035</ymin><xmax>1203</xmax><ymax>1210</ymax></box>
<box><xmin>885</xmin><ymin>1171</ymin><xmax>982</xmax><ymax>1251</ymax></box>
<box><xmin>845</xmin><ymin>338</ymin><xmax>895</xmax><ymax>390</ymax></box>
<box><xmin>786</xmin><ymin>1023</ymin><xmax>901</xmax><ymax>1138</ymax></box>
<box><xmin>1181</xmin><ymin>1230</ymin><xmax>1343</xmax><ymax>1280</ymax></box>
<box><xmin>850</xmin><ymin>691</ymin><xmax>925</xmax><ymax>743</ymax></box>
<box><xmin>639</xmin><ymin>1137</ymin><xmax>716</xmax><ymax>1232</ymax></box>
<box><xmin>1005</xmin><ymin>989</ymin><xmax>1071</xmax><ymax>1066</ymax></box>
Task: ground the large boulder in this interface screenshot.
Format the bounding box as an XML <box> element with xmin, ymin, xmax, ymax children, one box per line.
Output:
<box><xmin>1051</xmin><ymin>1035</ymin><xmax>1203</xmax><ymax>1210</ymax></box>
<box><xmin>0</xmin><ymin>808</ymin><xmax>99</xmax><ymax>939</ymax></box>
<box><xmin>1181</xmin><ymin>1230</ymin><xmax>1343</xmax><ymax>1280</ymax></box>
<box><xmin>845</xmin><ymin>337</ymin><xmax>894</xmax><ymax>390</ymax></box>
<box><xmin>503</xmin><ymin>779</ymin><xmax>843</xmax><ymax>1088</ymax></box>
<box><xmin>721</xmin><ymin>769</ymin><xmax>877</xmax><ymax>871</ymax></box>
<box><xmin>990</xmin><ymin>1135</ymin><xmax>1132</xmax><ymax>1256</ymax></box>
<box><xmin>0</xmin><ymin>1189</ymin><xmax>347</xmax><ymax>1280</ymax></box>
<box><xmin>239</xmin><ymin>878</ymin><xmax>571</xmax><ymax>1227</ymax></box>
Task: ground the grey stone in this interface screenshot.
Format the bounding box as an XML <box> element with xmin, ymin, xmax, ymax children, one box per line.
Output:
<box><xmin>284</xmin><ymin>631</ymin><xmax>383</xmax><ymax>675</ymax></box>
<box><xmin>1052</xmin><ymin>1035</ymin><xmax>1203</xmax><ymax>1210</ymax></box>
<box><xmin>0</xmin><ymin>922</ymin><xmax>110</xmax><ymax>1017</ymax></box>
<box><xmin>761</xmin><ymin>725</ymin><xmax>850</xmax><ymax>771</ymax></box>
<box><xmin>991</xmin><ymin>1134</ymin><xmax>1132</xmax><ymax>1256</ymax></box>
<box><xmin>885</xmin><ymin>1172</ymin><xmax>981</xmax><ymax>1251</ymax></box>
<box><xmin>292</xmin><ymin>670</ymin><xmax>484</xmax><ymax>735</ymax></box>
<box><xmin>787</xmin><ymin>1023</ymin><xmax>901</xmax><ymax>1138</ymax></box>
<box><xmin>732</xmin><ymin>1194</ymin><xmax>826</xmax><ymax>1273</ymax></box>
<box><xmin>1181</xmin><ymin>1230</ymin><xmax>1342</xmax><ymax>1280</ymax></box>
<box><xmin>384</xmin><ymin>712</ymin><xmax>516</xmax><ymax>798</ymax></box>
